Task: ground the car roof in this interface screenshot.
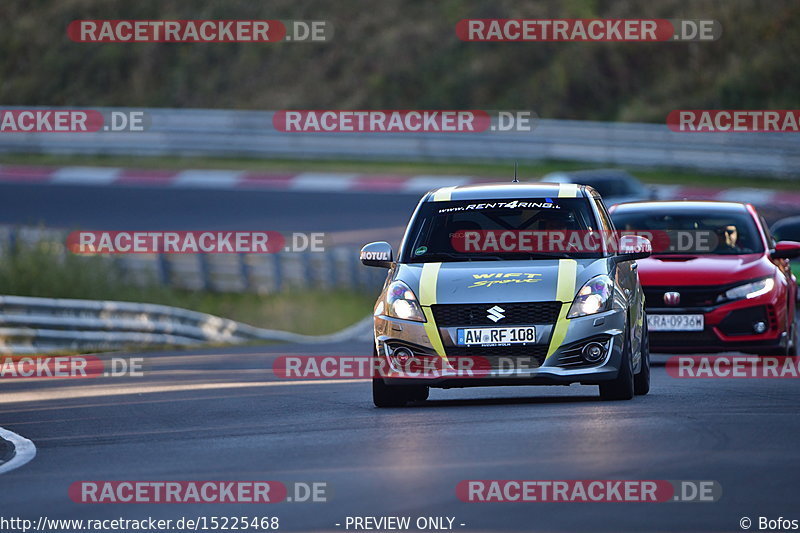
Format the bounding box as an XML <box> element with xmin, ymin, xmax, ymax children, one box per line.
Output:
<box><xmin>424</xmin><ymin>182</ymin><xmax>590</xmax><ymax>201</ymax></box>
<box><xmin>610</xmin><ymin>200</ymin><xmax>751</xmax><ymax>214</ymax></box>
<box><xmin>771</xmin><ymin>216</ymin><xmax>800</xmax><ymax>230</ymax></box>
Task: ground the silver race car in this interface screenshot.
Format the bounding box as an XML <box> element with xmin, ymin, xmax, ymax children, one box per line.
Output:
<box><xmin>361</xmin><ymin>183</ymin><xmax>651</xmax><ymax>406</ymax></box>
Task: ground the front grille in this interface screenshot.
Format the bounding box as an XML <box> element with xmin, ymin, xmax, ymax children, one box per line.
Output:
<box><xmin>644</xmin><ymin>286</ymin><xmax>727</xmax><ymax>309</ymax></box>
<box><xmin>432</xmin><ymin>302</ymin><xmax>561</xmax><ymax>327</ymax></box>
<box><xmin>445</xmin><ymin>344</ymin><xmax>548</xmax><ymax>370</ymax></box>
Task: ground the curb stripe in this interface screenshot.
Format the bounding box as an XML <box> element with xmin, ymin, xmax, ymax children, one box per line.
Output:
<box><xmin>0</xmin><ymin>165</ymin><xmax>798</xmax><ymax>209</ymax></box>
<box><xmin>0</xmin><ymin>426</ymin><xmax>36</xmax><ymax>475</ymax></box>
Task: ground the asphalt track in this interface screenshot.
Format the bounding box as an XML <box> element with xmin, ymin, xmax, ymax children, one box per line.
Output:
<box><xmin>1</xmin><ymin>180</ymin><xmax>799</xmax><ymax>532</ymax></box>
<box><xmin>1</xmin><ymin>339</ymin><xmax>799</xmax><ymax>532</ymax></box>
<box><xmin>0</xmin><ymin>183</ymin><xmax>420</xmax><ymax>233</ymax></box>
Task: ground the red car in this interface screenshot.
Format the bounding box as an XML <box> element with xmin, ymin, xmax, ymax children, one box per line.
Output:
<box><xmin>610</xmin><ymin>201</ymin><xmax>800</xmax><ymax>355</ymax></box>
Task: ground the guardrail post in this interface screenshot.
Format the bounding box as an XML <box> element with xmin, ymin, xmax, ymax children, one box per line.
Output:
<box><xmin>273</xmin><ymin>253</ymin><xmax>283</xmax><ymax>292</ymax></box>
<box><xmin>302</xmin><ymin>252</ymin><xmax>314</xmax><ymax>287</ymax></box>
<box><xmin>239</xmin><ymin>253</ymin><xmax>251</xmax><ymax>291</ymax></box>
<box><xmin>198</xmin><ymin>254</ymin><xmax>213</xmax><ymax>291</ymax></box>
<box><xmin>156</xmin><ymin>253</ymin><xmax>170</xmax><ymax>285</ymax></box>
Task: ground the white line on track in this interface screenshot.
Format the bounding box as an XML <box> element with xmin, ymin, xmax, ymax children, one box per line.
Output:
<box><xmin>0</xmin><ymin>426</ymin><xmax>36</xmax><ymax>474</ymax></box>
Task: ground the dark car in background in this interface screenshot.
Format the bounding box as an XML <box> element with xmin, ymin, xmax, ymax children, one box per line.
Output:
<box><xmin>541</xmin><ymin>169</ymin><xmax>655</xmax><ymax>207</ymax></box>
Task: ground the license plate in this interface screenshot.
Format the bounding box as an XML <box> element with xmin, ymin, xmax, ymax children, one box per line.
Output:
<box><xmin>457</xmin><ymin>326</ymin><xmax>536</xmax><ymax>345</ymax></box>
<box><xmin>647</xmin><ymin>314</ymin><xmax>704</xmax><ymax>331</ymax></box>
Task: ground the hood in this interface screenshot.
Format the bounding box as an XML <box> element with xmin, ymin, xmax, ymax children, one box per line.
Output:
<box><xmin>638</xmin><ymin>253</ymin><xmax>773</xmax><ymax>286</ymax></box>
<box><xmin>396</xmin><ymin>259</ymin><xmax>606</xmax><ymax>305</ymax></box>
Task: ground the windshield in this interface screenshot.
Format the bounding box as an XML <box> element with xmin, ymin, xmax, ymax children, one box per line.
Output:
<box><xmin>401</xmin><ymin>197</ymin><xmax>603</xmax><ymax>262</ymax></box>
<box><xmin>611</xmin><ymin>209</ymin><xmax>764</xmax><ymax>255</ymax></box>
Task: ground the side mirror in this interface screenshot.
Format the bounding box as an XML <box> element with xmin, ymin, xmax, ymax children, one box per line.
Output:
<box><xmin>360</xmin><ymin>241</ymin><xmax>394</xmax><ymax>268</ymax></box>
<box><xmin>616</xmin><ymin>234</ymin><xmax>652</xmax><ymax>261</ymax></box>
<box><xmin>772</xmin><ymin>241</ymin><xmax>800</xmax><ymax>260</ymax></box>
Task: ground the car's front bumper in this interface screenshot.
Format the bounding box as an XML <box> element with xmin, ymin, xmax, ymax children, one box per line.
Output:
<box><xmin>373</xmin><ymin>307</ymin><xmax>628</xmax><ymax>388</ymax></box>
<box><xmin>647</xmin><ymin>291</ymin><xmax>788</xmax><ymax>354</ymax></box>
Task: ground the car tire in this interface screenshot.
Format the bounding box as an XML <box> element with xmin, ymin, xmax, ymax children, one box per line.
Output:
<box><xmin>372</xmin><ymin>343</ymin><xmax>429</xmax><ymax>407</ymax></box>
<box><xmin>634</xmin><ymin>319</ymin><xmax>650</xmax><ymax>396</ymax></box>
<box><xmin>600</xmin><ymin>323</ymin><xmax>635</xmax><ymax>401</ymax></box>
<box><xmin>788</xmin><ymin>318</ymin><xmax>798</xmax><ymax>357</ymax></box>
<box><xmin>760</xmin><ymin>317</ymin><xmax>797</xmax><ymax>357</ymax></box>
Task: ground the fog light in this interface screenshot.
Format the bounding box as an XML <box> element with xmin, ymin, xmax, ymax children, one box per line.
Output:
<box><xmin>582</xmin><ymin>342</ymin><xmax>606</xmax><ymax>363</ymax></box>
<box><xmin>391</xmin><ymin>347</ymin><xmax>414</xmax><ymax>365</ymax></box>
<box><xmin>753</xmin><ymin>321</ymin><xmax>767</xmax><ymax>334</ymax></box>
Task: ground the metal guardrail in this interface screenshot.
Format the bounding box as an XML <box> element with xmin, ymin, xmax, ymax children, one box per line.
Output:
<box><xmin>0</xmin><ymin>294</ymin><xmax>374</xmax><ymax>355</ymax></box>
<box><xmin>0</xmin><ymin>226</ymin><xmax>386</xmax><ymax>294</ymax></box>
<box><xmin>0</xmin><ymin>107</ymin><xmax>798</xmax><ymax>177</ymax></box>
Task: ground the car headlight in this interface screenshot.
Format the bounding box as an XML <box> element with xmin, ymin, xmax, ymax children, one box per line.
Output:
<box><xmin>384</xmin><ymin>281</ymin><xmax>426</xmax><ymax>322</ymax></box>
<box><xmin>567</xmin><ymin>275</ymin><xmax>613</xmax><ymax>318</ymax></box>
<box><xmin>721</xmin><ymin>277</ymin><xmax>775</xmax><ymax>301</ymax></box>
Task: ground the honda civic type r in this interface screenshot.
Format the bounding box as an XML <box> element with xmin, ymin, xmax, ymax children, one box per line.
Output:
<box><xmin>360</xmin><ymin>183</ymin><xmax>652</xmax><ymax>407</ymax></box>
<box><xmin>610</xmin><ymin>201</ymin><xmax>800</xmax><ymax>355</ymax></box>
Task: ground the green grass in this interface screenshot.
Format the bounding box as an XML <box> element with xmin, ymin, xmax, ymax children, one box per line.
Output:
<box><xmin>0</xmin><ymin>242</ymin><xmax>375</xmax><ymax>335</ymax></box>
<box><xmin>2</xmin><ymin>153</ymin><xmax>798</xmax><ymax>191</ymax></box>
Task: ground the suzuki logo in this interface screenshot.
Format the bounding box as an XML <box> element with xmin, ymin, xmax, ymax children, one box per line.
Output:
<box><xmin>487</xmin><ymin>305</ymin><xmax>505</xmax><ymax>322</ymax></box>
<box><xmin>664</xmin><ymin>292</ymin><xmax>681</xmax><ymax>306</ymax></box>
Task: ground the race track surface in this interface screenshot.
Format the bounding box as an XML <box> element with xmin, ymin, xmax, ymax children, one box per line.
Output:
<box><xmin>1</xmin><ymin>341</ymin><xmax>797</xmax><ymax>532</ymax></box>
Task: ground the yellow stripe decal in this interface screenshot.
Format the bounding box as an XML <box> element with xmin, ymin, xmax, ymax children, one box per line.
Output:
<box><xmin>558</xmin><ymin>183</ymin><xmax>579</xmax><ymax>198</ymax></box>
<box><xmin>546</xmin><ymin>259</ymin><xmax>578</xmax><ymax>360</ymax></box>
<box><xmin>433</xmin><ymin>186</ymin><xmax>457</xmax><ymax>202</ymax></box>
<box><xmin>419</xmin><ymin>262</ymin><xmax>446</xmax><ymax>358</ymax></box>
<box><xmin>418</xmin><ymin>262</ymin><xmax>441</xmax><ymax>306</ymax></box>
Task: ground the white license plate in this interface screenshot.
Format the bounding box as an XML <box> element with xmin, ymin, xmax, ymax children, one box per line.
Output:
<box><xmin>647</xmin><ymin>314</ymin><xmax>704</xmax><ymax>331</ymax></box>
<box><xmin>457</xmin><ymin>326</ymin><xmax>536</xmax><ymax>345</ymax></box>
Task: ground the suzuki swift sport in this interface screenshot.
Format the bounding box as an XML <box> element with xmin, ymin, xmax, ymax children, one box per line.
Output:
<box><xmin>360</xmin><ymin>183</ymin><xmax>652</xmax><ymax>407</ymax></box>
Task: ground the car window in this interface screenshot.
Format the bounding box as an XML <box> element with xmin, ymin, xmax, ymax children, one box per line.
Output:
<box><xmin>760</xmin><ymin>216</ymin><xmax>776</xmax><ymax>249</ymax></box>
<box><xmin>402</xmin><ymin>197</ymin><xmax>602</xmax><ymax>262</ymax></box>
<box><xmin>611</xmin><ymin>209</ymin><xmax>765</xmax><ymax>255</ymax></box>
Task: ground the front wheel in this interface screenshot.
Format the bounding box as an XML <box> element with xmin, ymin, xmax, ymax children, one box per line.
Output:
<box><xmin>788</xmin><ymin>318</ymin><xmax>798</xmax><ymax>357</ymax></box>
<box><xmin>372</xmin><ymin>343</ymin><xmax>429</xmax><ymax>407</ymax></box>
<box><xmin>600</xmin><ymin>326</ymin><xmax>635</xmax><ymax>401</ymax></box>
